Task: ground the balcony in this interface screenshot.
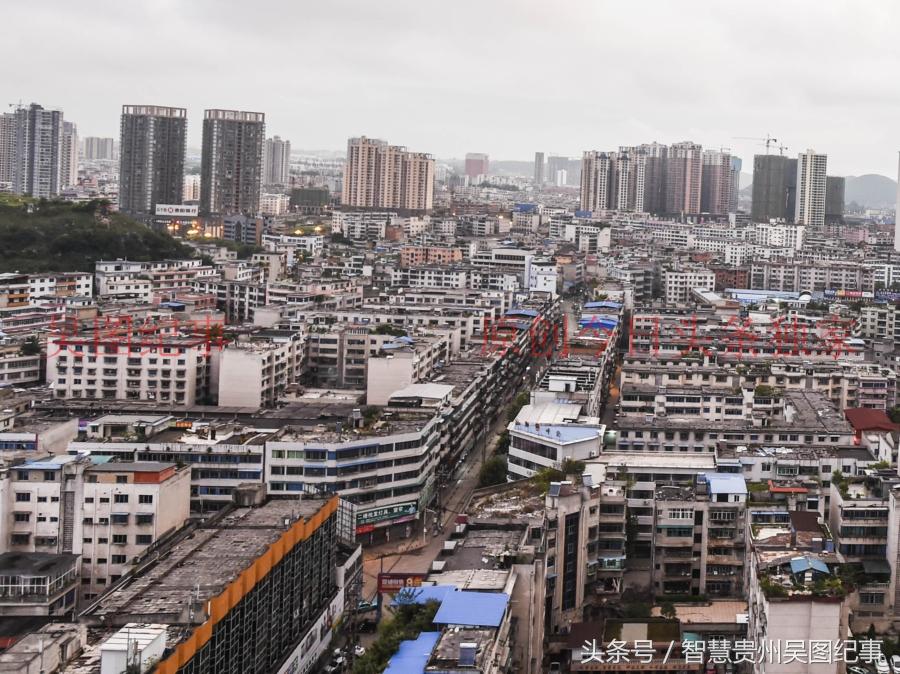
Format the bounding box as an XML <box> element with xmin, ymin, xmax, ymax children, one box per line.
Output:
<box><xmin>655</xmin><ymin>535</ymin><xmax>693</xmax><ymax>547</ymax></box>
<box><xmin>706</xmin><ymin>554</ymin><xmax>744</xmax><ymax>565</ymax></box>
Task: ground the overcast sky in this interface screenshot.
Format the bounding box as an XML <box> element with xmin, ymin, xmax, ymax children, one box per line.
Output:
<box><xmin>4</xmin><ymin>0</ymin><xmax>899</xmax><ymax>177</ymax></box>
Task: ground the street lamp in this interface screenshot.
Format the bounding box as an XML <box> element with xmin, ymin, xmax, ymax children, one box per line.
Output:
<box><xmin>422</xmin><ymin>507</ymin><xmax>438</xmax><ymax>546</ymax></box>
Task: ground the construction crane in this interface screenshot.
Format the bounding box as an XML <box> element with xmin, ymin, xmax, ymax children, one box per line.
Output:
<box><xmin>775</xmin><ymin>143</ymin><xmax>789</xmax><ymax>156</ymax></box>
<box><xmin>733</xmin><ymin>135</ymin><xmax>778</xmax><ymax>154</ymax></box>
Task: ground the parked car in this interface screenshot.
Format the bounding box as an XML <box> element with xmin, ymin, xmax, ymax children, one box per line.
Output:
<box><xmin>891</xmin><ymin>654</ymin><xmax>900</xmax><ymax>673</ymax></box>
<box><xmin>877</xmin><ymin>656</ymin><xmax>891</xmax><ymax>674</ymax></box>
<box><xmin>354</xmin><ymin>645</ymin><xmax>366</xmax><ymax>657</ymax></box>
<box><xmin>549</xmin><ymin>663</ymin><xmax>561</xmax><ymax>673</ymax></box>
<box><xmin>847</xmin><ymin>667</ymin><xmax>869</xmax><ymax>674</ymax></box>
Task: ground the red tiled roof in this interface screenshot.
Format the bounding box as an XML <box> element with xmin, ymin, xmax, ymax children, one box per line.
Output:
<box><xmin>844</xmin><ymin>408</ymin><xmax>899</xmax><ymax>433</ymax></box>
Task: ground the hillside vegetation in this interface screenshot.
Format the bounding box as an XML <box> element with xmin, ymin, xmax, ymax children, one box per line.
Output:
<box><xmin>0</xmin><ymin>199</ymin><xmax>194</xmax><ymax>273</ymax></box>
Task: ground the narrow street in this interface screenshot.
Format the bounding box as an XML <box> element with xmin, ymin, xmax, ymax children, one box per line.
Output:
<box><xmin>359</xmin><ymin>404</ymin><xmax>514</xmax><ymax>601</ymax></box>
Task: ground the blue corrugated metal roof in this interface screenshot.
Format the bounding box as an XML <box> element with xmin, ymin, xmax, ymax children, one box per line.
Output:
<box><xmin>584</xmin><ymin>301</ymin><xmax>623</xmax><ymax>309</ymax></box>
<box><xmin>704</xmin><ymin>473</ymin><xmax>748</xmax><ymax>495</ymax></box>
<box><xmin>432</xmin><ymin>591</ymin><xmax>509</xmax><ymax>627</ymax></box>
<box><xmin>789</xmin><ymin>556</ymin><xmax>830</xmax><ymax>575</ymax></box>
<box><xmin>22</xmin><ymin>456</ymin><xmax>77</xmax><ymax>469</ymax></box>
<box><xmin>391</xmin><ymin>585</ymin><xmax>457</xmax><ymax>606</ymax></box>
<box><xmin>384</xmin><ymin>632</ymin><xmax>442</xmax><ymax>674</ymax></box>
<box><xmin>505</xmin><ymin>308</ymin><xmax>539</xmax><ymax>318</ymax></box>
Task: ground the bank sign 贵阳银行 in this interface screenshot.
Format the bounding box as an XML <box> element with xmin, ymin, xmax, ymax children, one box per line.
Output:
<box><xmin>155</xmin><ymin>204</ymin><xmax>199</xmax><ymax>217</ymax></box>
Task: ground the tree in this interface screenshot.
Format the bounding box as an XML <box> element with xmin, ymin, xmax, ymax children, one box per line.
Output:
<box><xmin>351</xmin><ymin>601</ymin><xmax>440</xmax><ymax>674</ymax></box>
<box><xmin>659</xmin><ymin>601</ymin><xmax>677</xmax><ymax>620</ymax></box>
<box><xmin>622</xmin><ymin>602</ymin><xmax>651</xmax><ymax>619</ymax></box>
<box><xmin>495</xmin><ymin>430</ymin><xmax>510</xmax><ymax>454</ymax></box>
<box><xmin>19</xmin><ymin>336</ymin><xmax>41</xmax><ymax>356</ymax></box>
<box><xmin>507</xmin><ymin>391</ymin><xmax>531</xmax><ymax>422</ymax></box>
<box><xmin>372</xmin><ymin>323</ymin><xmax>407</xmax><ymax>337</ymax></box>
<box><xmin>478</xmin><ymin>455</ymin><xmax>508</xmax><ymax>488</ymax></box>
<box><xmin>0</xmin><ymin>200</ymin><xmax>194</xmax><ymax>273</ymax></box>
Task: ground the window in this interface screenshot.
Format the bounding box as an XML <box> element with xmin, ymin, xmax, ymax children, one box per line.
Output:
<box><xmin>43</xmin><ymin>471</ymin><xmax>55</xmax><ymax>481</ymax></box>
<box><xmin>83</xmin><ymin>537</ymin><xmax>92</xmax><ymax>544</ymax></box>
<box><xmin>97</xmin><ymin>537</ymin><xmax>108</xmax><ymax>544</ymax></box>
<box><xmin>13</xmin><ymin>513</ymin><xmax>30</xmax><ymax>522</ymax></box>
<box><xmin>114</xmin><ymin>494</ymin><xmax>129</xmax><ymax>504</ymax></box>
<box><xmin>111</xmin><ymin>514</ymin><xmax>128</xmax><ymax>525</ymax></box>
<box><xmin>112</xmin><ymin>534</ymin><xmax>127</xmax><ymax>545</ymax></box>
<box><xmin>136</xmin><ymin>514</ymin><xmax>154</xmax><ymax>525</ymax></box>
<box><xmin>860</xmin><ymin>592</ymin><xmax>885</xmax><ymax>605</ymax></box>
<box><xmin>99</xmin><ymin>497</ymin><xmax>109</xmax><ymax>503</ymax></box>
<box><xmin>15</xmin><ymin>493</ymin><xmax>31</xmax><ymax>502</ymax></box>
<box><xmin>111</xmin><ymin>555</ymin><xmax>127</xmax><ymax>564</ymax></box>
<box><xmin>11</xmin><ymin>534</ymin><xmax>29</xmax><ymax>545</ymax></box>
<box><xmin>138</xmin><ymin>494</ymin><xmax>153</xmax><ymax>504</ymax></box>
<box><xmin>116</xmin><ymin>475</ymin><xmax>128</xmax><ymax>484</ymax></box>
<box><xmin>136</xmin><ymin>535</ymin><xmax>153</xmax><ymax>545</ymax></box>
<box><xmin>97</xmin><ymin>557</ymin><xmax>107</xmax><ymax>564</ymax></box>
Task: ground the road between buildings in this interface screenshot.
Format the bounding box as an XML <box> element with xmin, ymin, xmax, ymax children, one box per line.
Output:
<box><xmin>359</xmin><ymin>406</ymin><xmax>513</xmax><ymax>601</ymax></box>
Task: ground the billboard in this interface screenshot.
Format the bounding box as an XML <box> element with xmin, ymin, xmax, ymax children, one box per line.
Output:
<box><xmin>155</xmin><ymin>204</ymin><xmax>199</xmax><ymax>217</ymax></box>
<box><xmin>823</xmin><ymin>289</ymin><xmax>874</xmax><ymax>300</ymax></box>
<box><xmin>377</xmin><ymin>572</ymin><xmax>427</xmax><ymax>593</ymax></box>
<box><xmin>356</xmin><ymin>502</ymin><xmax>417</xmax><ymax>530</ymax></box>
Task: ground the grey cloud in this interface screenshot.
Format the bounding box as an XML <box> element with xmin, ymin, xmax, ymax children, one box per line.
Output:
<box><xmin>2</xmin><ymin>0</ymin><xmax>899</xmax><ymax>175</ymax></box>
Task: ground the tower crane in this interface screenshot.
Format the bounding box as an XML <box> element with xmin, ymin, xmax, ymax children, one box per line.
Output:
<box><xmin>732</xmin><ymin>135</ymin><xmax>778</xmax><ymax>154</ymax></box>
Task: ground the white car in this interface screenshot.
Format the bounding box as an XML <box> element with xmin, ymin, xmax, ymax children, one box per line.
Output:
<box><xmin>354</xmin><ymin>645</ymin><xmax>366</xmax><ymax>657</ymax></box>
<box><xmin>877</xmin><ymin>656</ymin><xmax>891</xmax><ymax>674</ymax></box>
<box><xmin>892</xmin><ymin>654</ymin><xmax>900</xmax><ymax>674</ymax></box>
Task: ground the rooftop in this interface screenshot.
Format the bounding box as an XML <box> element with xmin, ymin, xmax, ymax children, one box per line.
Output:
<box><xmin>0</xmin><ymin>552</ymin><xmax>78</xmax><ymax>577</ymax></box>
<box><xmin>468</xmin><ymin>481</ymin><xmax>545</xmax><ymax>520</ymax></box>
<box><xmin>427</xmin><ymin>570</ymin><xmax>510</xmax><ymax>592</ymax></box>
<box><xmin>432</xmin><ymin>591</ymin><xmax>509</xmax><ymax>628</ymax></box>
<box><xmin>444</xmin><ymin>530</ymin><xmax>523</xmax><ymax>572</ymax></box>
<box><xmin>514</xmin><ymin>402</ymin><xmax>588</xmax><ymax>425</ymax></box>
<box><xmin>650</xmin><ymin>601</ymin><xmax>747</xmax><ymax>625</ymax></box>
<box><xmin>83</xmin><ymin>497</ymin><xmax>332</xmax><ymax>626</ymax></box>
<box><xmin>705</xmin><ymin>473</ymin><xmax>748</xmax><ymax>496</ymax></box>
<box><xmin>603</xmin><ymin>620</ymin><xmax>681</xmax><ymax>644</ymax></box>
<box><xmin>845</xmin><ymin>408</ymin><xmax>900</xmax><ymax>433</ymax></box>
<box><xmin>385</xmin><ymin>631</ymin><xmax>441</xmax><ymax>674</ymax></box>
<box><xmin>85</xmin><ymin>461</ymin><xmax>177</xmax><ymax>473</ymax></box>
<box><xmin>430</xmin><ymin>627</ymin><xmax>496</xmax><ymax>668</ymax></box>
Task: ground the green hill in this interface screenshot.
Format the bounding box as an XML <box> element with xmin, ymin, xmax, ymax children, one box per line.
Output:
<box><xmin>0</xmin><ymin>199</ymin><xmax>195</xmax><ymax>274</ymax></box>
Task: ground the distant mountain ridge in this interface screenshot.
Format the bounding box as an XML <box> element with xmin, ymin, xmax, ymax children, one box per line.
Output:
<box><xmin>845</xmin><ymin>174</ymin><xmax>896</xmax><ymax>209</ymax></box>
<box><xmin>740</xmin><ymin>173</ymin><xmax>896</xmax><ymax>210</ymax></box>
